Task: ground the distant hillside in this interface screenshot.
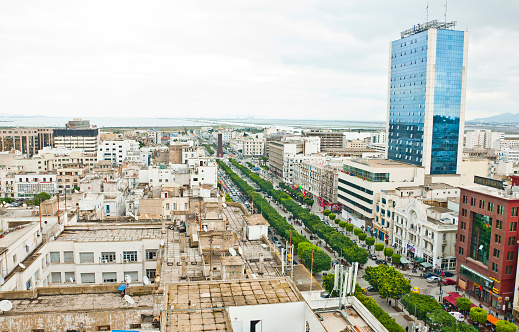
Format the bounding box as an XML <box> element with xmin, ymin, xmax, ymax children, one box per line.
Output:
<box><xmin>469</xmin><ymin>113</ymin><xmax>519</xmax><ymax>123</ymax></box>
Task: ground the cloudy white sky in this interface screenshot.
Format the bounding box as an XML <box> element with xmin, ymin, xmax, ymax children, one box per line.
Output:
<box><xmin>1</xmin><ymin>1</ymin><xmax>518</xmax><ymax>121</ymax></box>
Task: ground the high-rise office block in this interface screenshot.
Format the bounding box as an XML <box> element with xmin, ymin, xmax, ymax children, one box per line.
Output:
<box><xmin>387</xmin><ymin>20</ymin><xmax>468</xmax><ymax>174</ymax></box>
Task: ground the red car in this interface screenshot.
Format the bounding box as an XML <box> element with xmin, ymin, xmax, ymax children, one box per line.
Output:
<box><xmin>442</xmin><ymin>278</ymin><xmax>456</xmax><ymax>285</ymax></box>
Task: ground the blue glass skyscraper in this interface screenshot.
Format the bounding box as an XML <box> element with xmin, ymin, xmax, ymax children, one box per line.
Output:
<box><xmin>387</xmin><ymin>20</ymin><xmax>468</xmax><ymax>174</ymax></box>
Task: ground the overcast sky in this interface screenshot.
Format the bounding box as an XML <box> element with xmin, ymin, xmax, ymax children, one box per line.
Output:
<box><xmin>1</xmin><ymin>1</ymin><xmax>518</xmax><ymax>121</ymax></box>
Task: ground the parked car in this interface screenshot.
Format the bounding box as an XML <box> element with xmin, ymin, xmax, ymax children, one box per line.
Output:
<box><xmin>443</xmin><ymin>271</ymin><xmax>455</xmax><ymax>278</ymax></box>
<box><xmin>411</xmin><ymin>287</ymin><xmax>420</xmax><ymax>294</ymax></box>
<box><xmin>366</xmin><ymin>286</ymin><xmax>377</xmax><ymax>292</ymax></box>
<box><xmin>375</xmin><ymin>260</ymin><xmax>387</xmax><ymax>265</ymax></box>
<box><xmin>369</xmin><ymin>254</ymin><xmax>377</xmax><ymax>260</ymax></box>
<box><xmin>440</xmin><ymin>303</ymin><xmax>450</xmax><ymax>311</ymax></box>
<box><xmin>449</xmin><ymin>312</ymin><xmax>465</xmax><ymax>322</ymax></box>
<box><xmin>427</xmin><ymin>276</ymin><xmax>440</xmax><ymax>283</ymax></box>
<box><xmin>423</xmin><ymin>273</ymin><xmax>438</xmax><ymax>279</ymax></box>
<box><xmin>442</xmin><ymin>278</ymin><xmax>456</xmax><ymax>285</ymax></box>
<box><xmin>321</xmin><ymin>292</ymin><xmax>330</xmax><ymax>298</ymax></box>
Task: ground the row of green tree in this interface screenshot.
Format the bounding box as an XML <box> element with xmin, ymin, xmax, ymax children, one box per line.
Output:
<box><xmin>204</xmin><ymin>144</ymin><xmax>214</xmax><ymax>155</ymax></box>
<box><xmin>278</xmin><ymin>182</ymin><xmax>314</xmax><ymax>206</ymax></box>
<box><xmin>217</xmin><ymin>160</ymin><xmax>331</xmax><ymax>273</ymax></box>
<box><xmin>229</xmin><ymin>159</ymin><xmax>369</xmax><ymax>265</ymax></box>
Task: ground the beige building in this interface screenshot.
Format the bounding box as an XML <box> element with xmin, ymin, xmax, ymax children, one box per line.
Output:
<box><xmin>56</xmin><ymin>165</ymin><xmax>88</xmax><ymax>193</ymax></box>
<box><xmin>0</xmin><ymin>128</ymin><xmax>53</xmax><ymax>157</ymax></box>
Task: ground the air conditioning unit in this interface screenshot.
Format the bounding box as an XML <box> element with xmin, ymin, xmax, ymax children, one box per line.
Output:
<box><xmin>123</xmin><ymin>259</ymin><xmax>129</xmax><ymax>263</ymax></box>
<box><xmin>101</xmin><ymin>259</ymin><xmax>108</xmax><ymax>264</ymax></box>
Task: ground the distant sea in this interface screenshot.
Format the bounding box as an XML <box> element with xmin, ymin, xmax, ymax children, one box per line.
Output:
<box><xmin>0</xmin><ymin>115</ymin><xmax>385</xmax><ymax>131</ymax></box>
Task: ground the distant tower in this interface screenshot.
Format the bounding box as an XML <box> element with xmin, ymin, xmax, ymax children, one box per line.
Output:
<box><xmin>217</xmin><ymin>126</ymin><xmax>223</xmax><ymax>157</ymax></box>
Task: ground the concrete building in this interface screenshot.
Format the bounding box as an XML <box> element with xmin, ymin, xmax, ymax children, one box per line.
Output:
<box><xmin>97</xmin><ymin>140</ymin><xmax>140</xmax><ymax>165</ymax></box>
<box><xmin>466</xmin><ymin>130</ymin><xmax>504</xmax><ymax>150</ymax></box>
<box><xmin>338</xmin><ymin>159</ymin><xmax>425</xmax><ymax>232</ymax></box>
<box><xmin>53</xmin><ymin>128</ymin><xmax>100</xmax><ymax>153</ymax></box>
<box><xmin>240</xmin><ymin>137</ymin><xmax>264</xmax><ymax>156</ymax></box>
<box><xmin>66</xmin><ymin>118</ymin><xmax>91</xmax><ymax>129</ymax></box>
<box><xmin>387</xmin><ymin>20</ymin><xmax>468</xmax><ymax>175</ymax></box>
<box><xmin>0</xmin><ymin>128</ymin><xmax>53</xmax><ymax>157</ymax></box>
<box><xmin>56</xmin><ymin>165</ymin><xmax>88</xmax><ymax>194</ymax></box>
<box><xmin>268</xmin><ymin>137</ymin><xmax>320</xmax><ymax>182</ymax></box>
<box><xmin>456</xmin><ymin>185</ymin><xmax>519</xmax><ymax>314</ymax></box>
<box><xmin>304</xmin><ymin>130</ymin><xmax>344</xmax><ymax>150</ymax></box>
<box><xmin>15</xmin><ymin>173</ymin><xmax>57</xmax><ymax>198</ymax></box>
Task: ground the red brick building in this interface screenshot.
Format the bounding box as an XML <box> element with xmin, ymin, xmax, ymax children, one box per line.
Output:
<box><xmin>456</xmin><ymin>186</ymin><xmax>519</xmax><ymax>314</ymax></box>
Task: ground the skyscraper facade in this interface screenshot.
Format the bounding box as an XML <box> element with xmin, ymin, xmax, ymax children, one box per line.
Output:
<box><xmin>386</xmin><ymin>20</ymin><xmax>468</xmax><ymax>175</ymax></box>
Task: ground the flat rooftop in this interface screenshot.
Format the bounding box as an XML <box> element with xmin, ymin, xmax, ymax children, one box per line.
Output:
<box><xmin>166</xmin><ymin>278</ymin><xmax>302</xmax><ymax>309</ymax></box>
<box><xmin>243</xmin><ymin>214</ymin><xmax>268</xmax><ymax>226</ymax></box>
<box><xmin>0</xmin><ymin>223</ymin><xmax>36</xmax><ymax>251</ymax></box>
<box><xmin>462</xmin><ymin>185</ymin><xmax>519</xmax><ymax>200</ymax></box>
<box><xmin>57</xmin><ymin>225</ymin><xmax>162</xmax><ymax>242</ymax></box>
<box><xmin>165</xmin><ymin>309</ymin><xmax>231</xmax><ymax>332</ymax></box>
<box><xmin>350</xmin><ymin>158</ymin><xmax>421</xmax><ymax>169</ymax></box>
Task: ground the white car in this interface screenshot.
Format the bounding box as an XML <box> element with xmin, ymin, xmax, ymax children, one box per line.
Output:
<box><xmin>449</xmin><ymin>312</ymin><xmax>464</xmax><ymax>322</ymax></box>
<box><xmin>427</xmin><ymin>276</ymin><xmax>440</xmax><ymax>283</ymax></box>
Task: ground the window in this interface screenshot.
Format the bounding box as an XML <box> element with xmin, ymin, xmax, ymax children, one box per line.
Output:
<box><xmin>123</xmin><ymin>251</ymin><xmax>137</xmax><ymax>262</ymax></box>
<box><xmin>461</xmin><ymin>221</ymin><xmax>466</xmax><ymax>230</ymax></box>
<box><xmin>479</xmin><ymin>200</ymin><xmax>485</xmax><ymax>209</ymax></box>
<box><xmin>51</xmin><ymin>272</ymin><xmax>61</xmax><ymax>283</ymax></box>
<box><xmin>488</xmin><ymin>203</ymin><xmax>494</xmax><ymax>212</ymax></box>
<box><xmin>498</xmin><ymin>205</ymin><xmax>504</xmax><ymax>215</ymax></box>
<box><xmin>508</xmin><ymin>236</ymin><xmax>516</xmax><ymax>246</ymax></box>
<box><xmin>63</xmin><ymin>251</ymin><xmax>74</xmax><ymax>263</ymax></box>
<box><xmin>505</xmin><ymin>266</ymin><xmax>513</xmax><ymax>275</ymax></box>
<box><xmin>146</xmin><ymin>269</ymin><xmax>156</xmax><ymax>281</ymax></box>
<box><xmin>460</xmin><ymin>234</ymin><xmax>465</xmax><ymax>243</ymax></box>
<box><xmin>496</xmin><ymin>220</ymin><xmax>503</xmax><ymax>229</ymax></box>
<box><xmin>458</xmin><ymin>247</ymin><xmax>464</xmax><ymax>255</ymax></box>
<box><xmin>103</xmin><ymin>272</ymin><xmax>117</xmax><ymax>283</ymax></box>
<box><xmin>81</xmin><ymin>273</ymin><xmax>95</xmax><ymax>283</ymax></box>
<box><xmin>470</xmin><ymin>213</ymin><xmax>492</xmax><ymax>265</ymax></box>
<box><xmin>492</xmin><ymin>263</ymin><xmax>498</xmax><ymax>273</ymax></box>
<box><xmin>493</xmin><ymin>248</ymin><xmax>500</xmax><ymax>258</ymax></box>
<box><xmin>65</xmin><ymin>272</ymin><xmax>75</xmax><ymax>283</ymax></box>
<box><xmin>145</xmin><ymin>249</ymin><xmax>158</xmax><ymax>260</ymax></box>
<box><xmin>101</xmin><ymin>252</ymin><xmax>116</xmax><ymax>263</ymax></box>
<box><xmin>512</xmin><ymin>207</ymin><xmax>518</xmax><ymax>217</ymax></box>
<box><xmin>124</xmin><ymin>271</ymin><xmax>138</xmax><ymax>282</ymax></box>
<box><xmin>495</xmin><ymin>234</ymin><xmax>501</xmax><ymax>244</ymax></box>
<box><xmin>96</xmin><ymin>326</ymin><xmax>110</xmax><ymax>331</ymax></box>
<box><xmin>79</xmin><ymin>252</ymin><xmax>94</xmax><ymax>263</ymax></box>
<box><xmin>470</xmin><ymin>198</ymin><xmax>476</xmax><ymax>206</ymax></box>
<box><xmin>510</xmin><ymin>222</ymin><xmax>517</xmax><ymax>232</ymax></box>
<box><xmin>463</xmin><ymin>195</ymin><xmax>468</xmax><ymax>204</ymax></box>
<box><xmin>462</xmin><ymin>209</ymin><xmax>467</xmax><ymax>217</ymax></box>
<box><xmin>49</xmin><ymin>252</ymin><xmax>60</xmax><ymax>263</ymax></box>
<box><xmin>507</xmin><ymin>251</ymin><xmax>514</xmax><ymax>261</ymax></box>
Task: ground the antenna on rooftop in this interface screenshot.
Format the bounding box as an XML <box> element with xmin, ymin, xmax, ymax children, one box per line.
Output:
<box><xmin>444</xmin><ymin>0</ymin><xmax>448</xmax><ymax>23</ymax></box>
<box><xmin>426</xmin><ymin>0</ymin><xmax>429</xmax><ymax>23</ymax></box>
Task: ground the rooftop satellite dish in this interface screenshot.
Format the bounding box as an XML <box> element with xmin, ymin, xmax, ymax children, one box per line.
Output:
<box><xmin>229</xmin><ymin>248</ymin><xmax>237</xmax><ymax>256</ymax></box>
<box><xmin>238</xmin><ymin>247</ymin><xmax>243</xmax><ymax>256</ymax></box>
<box><xmin>69</xmin><ymin>277</ymin><xmax>74</xmax><ymax>283</ymax></box>
<box><xmin>0</xmin><ymin>300</ymin><xmax>13</xmax><ymax>312</ymax></box>
<box><xmin>0</xmin><ymin>276</ymin><xmax>4</xmax><ymax>285</ymax></box>
<box><xmin>124</xmin><ymin>295</ymin><xmax>135</xmax><ymax>304</ymax></box>
<box><xmin>125</xmin><ymin>275</ymin><xmax>132</xmax><ymax>283</ymax></box>
<box><xmin>143</xmin><ymin>276</ymin><xmax>150</xmax><ymax>285</ymax></box>
<box><xmin>160</xmin><ymin>239</ymin><xmax>165</xmax><ymax>247</ymax></box>
<box><xmin>18</xmin><ymin>263</ymin><xmax>26</xmax><ymax>269</ymax></box>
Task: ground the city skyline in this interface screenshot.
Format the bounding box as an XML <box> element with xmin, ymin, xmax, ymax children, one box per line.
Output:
<box><xmin>1</xmin><ymin>1</ymin><xmax>518</xmax><ymax>121</ymax></box>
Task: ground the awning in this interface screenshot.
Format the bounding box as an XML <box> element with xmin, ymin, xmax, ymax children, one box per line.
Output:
<box><xmin>420</xmin><ymin>262</ymin><xmax>433</xmax><ymax>268</ymax></box>
<box><xmin>443</xmin><ymin>296</ymin><xmax>457</xmax><ymax>306</ymax></box>
<box><xmin>448</xmin><ymin>292</ymin><xmax>462</xmax><ymax>299</ymax></box>
<box><xmin>487</xmin><ymin>315</ymin><xmax>498</xmax><ymax>325</ymax></box>
<box><xmin>414</xmin><ymin>257</ymin><xmax>424</xmax><ymax>263</ymax></box>
<box><xmin>400</xmin><ymin>258</ymin><xmax>411</xmax><ymax>264</ymax></box>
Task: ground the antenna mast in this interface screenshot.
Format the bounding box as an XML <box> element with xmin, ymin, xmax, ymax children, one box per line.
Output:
<box><xmin>444</xmin><ymin>0</ymin><xmax>448</xmax><ymax>23</ymax></box>
<box><xmin>426</xmin><ymin>0</ymin><xmax>429</xmax><ymax>23</ymax></box>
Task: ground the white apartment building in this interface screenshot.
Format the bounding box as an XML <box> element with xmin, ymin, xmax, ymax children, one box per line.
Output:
<box><xmin>97</xmin><ymin>140</ymin><xmax>140</xmax><ymax>165</ymax></box>
<box><xmin>337</xmin><ymin>159</ymin><xmax>424</xmax><ymax>224</ymax></box>
<box><xmin>392</xmin><ymin>199</ymin><xmax>458</xmax><ymax>271</ymax></box>
<box><xmin>268</xmin><ymin>137</ymin><xmax>320</xmax><ymax>182</ymax></box>
<box><xmin>0</xmin><ymin>166</ymin><xmax>17</xmax><ymax>198</ymax></box>
<box><xmin>15</xmin><ymin>173</ymin><xmax>57</xmax><ymax>198</ymax></box>
<box><xmin>465</xmin><ymin>130</ymin><xmax>504</xmax><ymax>149</ymax></box>
<box><xmin>138</xmin><ymin>166</ymin><xmax>177</xmax><ymax>190</ymax></box>
<box><xmin>293</xmin><ymin>157</ymin><xmax>349</xmax><ymax>201</ymax></box>
<box><xmin>241</xmin><ymin>137</ymin><xmax>264</xmax><ymax>156</ymax></box>
<box><xmin>501</xmin><ymin>148</ymin><xmax>519</xmax><ymax>163</ymax></box>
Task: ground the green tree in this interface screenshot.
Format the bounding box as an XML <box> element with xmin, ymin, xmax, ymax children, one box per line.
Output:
<box><xmin>364</xmin><ymin>265</ymin><xmax>410</xmax><ymax>303</ymax></box>
<box><xmin>375</xmin><ymin>243</ymin><xmax>384</xmax><ymax>257</ymax></box>
<box><xmin>338</xmin><ymin>221</ymin><xmax>347</xmax><ymax>229</ymax></box>
<box><xmin>353</xmin><ymin>228</ymin><xmax>362</xmax><ymax>237</ymax></box>
<box><xmin>365</xmin><ymin>237</ymin><xmax>375</xmax><ymax>252</ymax></box>
<box><xmin>384</xmin><ymin>247</ymin><xmax>394</xmax><ymax>262</ymax></box>
<box><xmin>225</xmin><ymin>194</ymin><xmax>233</xmax><ymax>202</ymax></box>
<box><xmin>443</xmin><ymin>323</ymin><xmax>478</xmax><ymax>332</ymax></box>
<box><xmin>328</xmin><ymin>213</ymin><xmax>336</xmax><ymax>221</ymax></box>
<box><xmin>469</xmin><ymin>307</ymin><xmax>488</xmax><ymax>326</ymax></box>
<box><xmin>392</xmin><ymin>254</ymin><xmax>401</xmax><ymax>264</ymax></box>
<box><xmin>496</xmin><ymin>320</ymin><xmax>518</xmax><ymax>332</ymax></box>
<box><xmin>298</xmin><ymin>242</ymin><xmax>331</xmax><ymax>274</ymax></box>
<box><xmin>426</xmin><ymin>309</ymin><xmax>456</xmax><ymax>331</ymax></box>
<box><xmin>456</xmin><ymin>297</ymin><xmax>471</xmax><ymax>312</ymax></box>
<box><xmin>346</xmin><ymin>224</ymin><xmax>354</xmax><ymax>233</ymax></box>
<box><xmin>334</xmin><ymin>218</ymin><xmax>340</xmax><ymax>225</ymax></box>
<box><xmin>401</xmin><ymin>293</ymin><xmax>442</xmax><ymax>321</ymax></box>
<box><xmin>323</xmin><ymin>210</ymin><xmax>331</xmax><ymax>217</ymax></box>
<box><xmin>358</xmin><ymin>233</ymin><xmax>367</xmax><ymax>241</ymax></box>
<box><xmin>322</xmin><ymin>273</ymin><xmax>337</xmax><ymax>295</ymax></box>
